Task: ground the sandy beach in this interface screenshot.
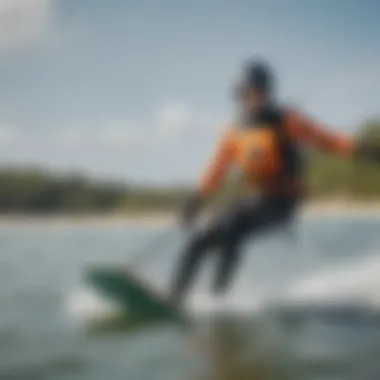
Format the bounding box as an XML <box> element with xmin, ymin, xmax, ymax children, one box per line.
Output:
<box><xmin>0</xmin><ymin>201</ymin><xmax>379</xmax><ymax>229</ymax></box>
<box><xmin>302</xmin><ymin>200</ymin><xmax>380</xmax><ymax>216</ymax></box>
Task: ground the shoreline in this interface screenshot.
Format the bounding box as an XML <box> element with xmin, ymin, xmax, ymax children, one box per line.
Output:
<box><xmin>0</xmin><ymin>201</ymin><xmax>379</xmax><ymax>229</ymax></box>
<box><xmin>302</xmin><ymin>200</ymin><xmax>380</xmax><ymax>216</ymax></box>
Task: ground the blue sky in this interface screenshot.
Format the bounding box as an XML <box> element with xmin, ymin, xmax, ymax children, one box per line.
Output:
<box><xmin>0</xmin><ymin>0</ymin><xmax>379</xmax><ymax>185</ymax></box>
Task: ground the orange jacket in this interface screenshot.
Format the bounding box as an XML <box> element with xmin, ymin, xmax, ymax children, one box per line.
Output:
<box><xmin>198</xmin><ymin>109</ymin><xmax>354</xmax><ymax>197</ymax></box>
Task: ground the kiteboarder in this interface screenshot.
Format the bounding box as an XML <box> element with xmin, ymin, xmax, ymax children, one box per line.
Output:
<box><xmin>169</xmin><ymin>59</ymin><xmax>380</xmax><ymax>305</ymax></box>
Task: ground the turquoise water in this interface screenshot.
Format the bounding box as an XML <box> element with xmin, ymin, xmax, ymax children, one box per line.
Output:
<box><xmin>1</xmin><ymin>215</ymin><xmax>380</xmax><ymax>379</ymax></box>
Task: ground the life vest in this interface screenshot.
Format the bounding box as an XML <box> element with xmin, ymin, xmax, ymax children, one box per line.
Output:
<box><xmin>235</xmin><ymin>106</ymin><xmax>303</xmax><ymax>194</ymax></box>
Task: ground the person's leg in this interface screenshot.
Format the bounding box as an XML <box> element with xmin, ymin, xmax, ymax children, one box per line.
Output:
<box><xmin>213</xmin><ymin>196</ymin><xmax>297</xmax><ymax>294</ymax></box>
<box><xmin>169</xmin><ymin>218</ymin><xmax>225</xmax><ymax>304</ymax></box>
<box><xmin>169</xmin><ymin>198</ymin><xmax>262</xmax><ymax>304</ymax></box>
<box><xmin>170</xmin><ymin>196</ymin><xmax>297</xmax><ymax>304</ymax></box>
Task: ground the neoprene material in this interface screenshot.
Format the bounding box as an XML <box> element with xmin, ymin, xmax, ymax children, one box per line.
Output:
<box><xmin>171</xmin><ymin>195</ymin><xmax>297</xmax><ymax>303</ymax></box>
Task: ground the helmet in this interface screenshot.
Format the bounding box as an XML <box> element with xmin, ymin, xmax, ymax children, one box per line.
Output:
<box><xmin>236</xmin><ymin>60</ymin><xmax>274</xmax><ymax>96</ymax></box>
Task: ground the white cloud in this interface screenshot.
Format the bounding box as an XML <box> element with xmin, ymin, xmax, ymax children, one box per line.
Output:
<box><xmin>0</xmin><ymin>0</ymin><xmax>54</xmax><ymax>52</ymax></box>
<box><xmin>0</xmin><ymin>104</ymin><xmax>224</xmax><ymax>183</ymax></box>
<box><xmin>54</xmin><ymin>127</ymin><xmax>89</xmax><ymax>148</ymax></box>
<box><xmin>152</xmin><ymin>102</ymin><xmax>224</xmax><ymax>145</ymax></box>
<box><xmin>0</xmin><ymin>125</ymin><xmax>16</xmax><ymax>145</ymax></box>
<box><xmin>54</xmin><ymin>123</ymin><xmax>141</xmax><ymax>149</ymax></box>
<box><xmin>96</xmin><ymin>124</ymin><xmax>139</xmax><ymax>146</ymax></box>
<box><xmin>155</xmin><ymin>103</ymin><xmax>192</xmax><ymax>141</ymax></box>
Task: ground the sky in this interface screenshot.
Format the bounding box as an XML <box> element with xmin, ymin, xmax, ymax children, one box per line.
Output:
<box><xmin>0</xmin><ymin>0</ymin><xmax>379</xmax><ymax>185</ymax></box>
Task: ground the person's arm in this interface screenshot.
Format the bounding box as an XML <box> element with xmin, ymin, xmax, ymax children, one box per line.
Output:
<box><xmin>284</xmin><ymin>110</ymin><xmax>354</xmax><ymax>155</ymax></box>
<box><xmin>181</xmin><ymin>129</ymin><xmax>234</xmax><ymax>226</ymax></box>
<box><xmin>197</xmin><ymin>129</ymin><xmax>235</xmax><ymax>196</ymax></box>
<box><xmin>284</xmin><ymin>110</ymin><xmax>380</xmax><ymax>163</ymax></box>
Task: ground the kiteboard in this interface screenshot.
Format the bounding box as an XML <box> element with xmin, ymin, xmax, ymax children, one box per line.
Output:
<box><xmin>85</xmin><ymin>265</ymin><xmax>189</xmax><ymax>327</ymax></box>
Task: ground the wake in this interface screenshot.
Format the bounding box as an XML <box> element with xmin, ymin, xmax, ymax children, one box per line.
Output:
<box><xmin>63</xmin><ymin>252</ymin><xmax>380</xmax><ymax>325</ymax></box>
<box><xmin>189</xmin><ymin>252</ymin><xmax>380</xmax><ymax>317</ymax></box>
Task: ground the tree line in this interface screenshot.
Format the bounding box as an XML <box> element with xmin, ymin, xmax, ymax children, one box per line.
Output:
<box><xmin>0</xmin><ymin>119</ymin><xmax>379</xmax><ymax>214</ymax></box>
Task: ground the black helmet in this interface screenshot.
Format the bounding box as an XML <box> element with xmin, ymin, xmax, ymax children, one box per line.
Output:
<box><xmin>236</xmin><ymin>59</ymin><xmax>274</xmax><ymax>96</ymax></box>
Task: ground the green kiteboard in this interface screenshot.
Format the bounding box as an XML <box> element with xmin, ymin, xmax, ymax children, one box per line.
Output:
<box><xmin>85</xmin><ymin>265</ymin><xmax>190</xmax><ymax>327</ymax></box>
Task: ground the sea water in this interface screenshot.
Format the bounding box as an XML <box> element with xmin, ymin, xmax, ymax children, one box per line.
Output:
<box><xmin>1</xmin><ymin>215</ymin><xmax>380</xmax><ymax>379</ymax></box>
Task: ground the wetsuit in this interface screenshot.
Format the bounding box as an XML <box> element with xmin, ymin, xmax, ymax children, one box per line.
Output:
<box><xmin>170</xmin><ymin>105</ymin><xmax>355</xmax><ymax>303</ymax></box>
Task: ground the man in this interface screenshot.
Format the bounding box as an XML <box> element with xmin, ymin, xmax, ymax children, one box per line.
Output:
<box><xmin>169</xmin><ymin>60</ymin><xmax>380</xmax><ymax>305</ymax></box>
